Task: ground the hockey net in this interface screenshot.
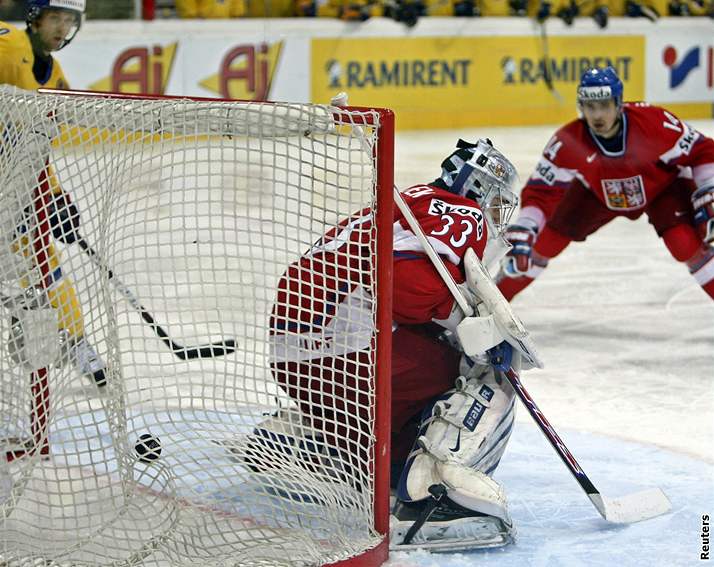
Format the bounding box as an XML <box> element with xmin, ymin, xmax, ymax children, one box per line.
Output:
<box><xmin>0</xmin><ymin>86</ymin><xmax>393</xmax><ymax>566</ymax></box>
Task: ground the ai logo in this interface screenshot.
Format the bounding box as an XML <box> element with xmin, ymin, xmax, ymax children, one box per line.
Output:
<box><xmin>662</xmin><ymin>45</ymin><xmax>712</xmax><ymax>89</ymax></box>
<box><xmin>89</xmin><ymin>44</ymin><xmax>177</xmax><ymax>95</ymax></box>
<box><xmin>199</xmin><ymin>42</ymin><xmax>283</xmax><ymax>101</ymax></box>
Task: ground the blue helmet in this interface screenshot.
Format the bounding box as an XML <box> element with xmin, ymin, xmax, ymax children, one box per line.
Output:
<box><xmin>577</xmin><ymin>66</ymin><xmax>624</xmax><ymax>108</ymax></box>
<box><xmin>26</xmin><ymin>0</ymin><xmax>85</xmax><ymax>50</ymax></box>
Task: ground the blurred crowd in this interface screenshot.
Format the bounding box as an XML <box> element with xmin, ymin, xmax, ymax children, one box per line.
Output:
<box><xmin>0</xmin><ymin>0</ymin><xmax>712</xmax><ymax>27</ymax></box>
<box><xmin>280</xmin><ymin>0</ymin><xmax>714</xmax><ymax>26</ymax></box>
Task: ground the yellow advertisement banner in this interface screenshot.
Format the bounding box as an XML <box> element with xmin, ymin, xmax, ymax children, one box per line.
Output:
<box><xmin>312</xmin><ymin>36</ymin><xmax>645</xmax><ymax>129</ymax></box>
<box><xmin>199</xmin><ymin>42</ymin><xmax>283</xmax><ymax>100</ymax></box>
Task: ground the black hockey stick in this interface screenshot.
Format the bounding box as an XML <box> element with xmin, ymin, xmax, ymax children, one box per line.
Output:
<box><xmin>489</xmin><ymin>346</ymin><xmax>671</xmax><ymax>523</ymax></box>
<box><xmin>538</xmin><ymin>21</ymin><xmax>564</xmax><ymax>103</ymax></box>
<box><xmin>77</xmin><ymin>237</ymin><xmax>236</xmax><ymax>360</ymax></box>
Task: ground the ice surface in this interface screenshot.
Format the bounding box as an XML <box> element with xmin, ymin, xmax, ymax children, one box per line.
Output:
<box><xmin>4</xmin><ymin>115</ymin><xmax>710</xmax><ymax>566</ymax></box>
<box><xmin>386</xmin><ymin>121</ymin><xmax>714</xmax><ymax>566</ymax></box>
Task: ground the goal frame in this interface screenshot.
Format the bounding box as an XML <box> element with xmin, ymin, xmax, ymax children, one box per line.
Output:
<box><xmin>3</xmin><ymin>88</ymin><xmax>395</xmax><ymax>566</ymax></box>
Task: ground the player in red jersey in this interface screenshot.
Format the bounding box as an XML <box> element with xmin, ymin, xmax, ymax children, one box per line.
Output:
<box><xmin>497</xmin><ymin>66</ymin><xmax>714</xmax><ymax>301</ymax></box>
<box><xmin>234</xmin><ymin>139</ymin><xmax>525</xmax><ymax>549</ymax></box>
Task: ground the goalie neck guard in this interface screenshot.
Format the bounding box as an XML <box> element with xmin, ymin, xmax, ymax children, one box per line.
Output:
<box><xmin>26</xmin><ymin>0</ymin><xmax>85</xmax><ymax>50</ymax></box>
<box><xmin>432</xmin><ymin>138</ymin><xmax>519</xmax><ymax>236</ymax></box>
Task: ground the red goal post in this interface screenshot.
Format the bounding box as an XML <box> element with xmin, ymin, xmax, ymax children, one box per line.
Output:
<box><xmin>0</xmin><ymin>86</ymin><xmax>394</xmax><ymax>566</ymax></box>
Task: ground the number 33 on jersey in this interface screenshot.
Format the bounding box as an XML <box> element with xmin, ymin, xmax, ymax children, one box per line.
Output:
<box><xmin>397</xmin><ymin>185</ymin><xmax>487</xmax><ymax>263</ymax></box>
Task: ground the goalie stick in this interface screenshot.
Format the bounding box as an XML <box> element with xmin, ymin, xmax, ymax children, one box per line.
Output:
<box><xmin>462</xmin><ymin>249</ymin><xmax>671</xmax><ymax>524</ymax></box>
<box><xmin>77</xmin><ymin>237</ymin><xmax>236</xmax><ymax>360</ymax></box>
<box><xmin>331</xmin><ymin>91</ymin><xmax>671</xmax><ymax>524</ymax></box>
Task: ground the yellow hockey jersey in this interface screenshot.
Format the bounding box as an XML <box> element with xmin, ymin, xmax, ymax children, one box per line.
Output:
<box><xmin>0</xmin><ymin>20</ymin><xmax>69</xmax><ymax>90</ymax></box>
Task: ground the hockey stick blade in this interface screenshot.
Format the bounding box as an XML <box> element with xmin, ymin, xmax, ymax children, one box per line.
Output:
<box><xmin>589</xmin><ymin>488</ymin><xmax>671</xmax><ymax>524</ymax></box>
<box><xmin>504</xmin><ymin>366</ymin><xmax>672</xmax><ymax>525</ymax></box>
<box><xmin>173</xmin><ymin>339</ymin><xmax>237</xmax><ymax>360</ymax></box>
<box><xmin>77</xmin><ymin>238</ymin><xmax>236</xmax><ymax>360</ymax></box>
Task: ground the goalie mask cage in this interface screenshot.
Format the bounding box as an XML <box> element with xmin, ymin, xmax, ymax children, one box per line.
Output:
<box><xmin>0</xmin><ymin>86</ymin><xmax>393</xmax><ymax>567</ymax></box>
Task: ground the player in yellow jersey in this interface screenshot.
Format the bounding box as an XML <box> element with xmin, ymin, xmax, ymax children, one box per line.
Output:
<box><xmin>1</xmin><ymin>0</ymin><xmax>107</xmax><ymax>386</ymax></box>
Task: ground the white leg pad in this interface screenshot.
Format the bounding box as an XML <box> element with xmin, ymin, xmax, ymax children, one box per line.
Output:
<box><xmin>389</xmin><ymin>464</ymin><xmax>515</xmax><ymax>551</ymax></box>
<box><xmin>398</xmin><ymin>368</ymin><xmax>516</xmax><ymax>501</ymax></box>
<box><xmin>439</xmin><ymin>462</ymin><xmax>511</xmax><ymax>525</ymax></box>
<box><xmin>395</xmin><ymin>367</ymin><xmax>516</xmax><ymax>541</ymax></box>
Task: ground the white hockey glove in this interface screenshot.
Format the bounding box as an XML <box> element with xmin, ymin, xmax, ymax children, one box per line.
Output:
<box><xmin>464</xmin><ymin>248</ymin><xmax>543</xmax><ymax>369</ymax></box>
<box><xmin>435</xmin><ymin>248</ymin><xmax>542</xmax><ymax>370</ymax></box>
<box><xmin>432</xmin><ymin>295</ymin><xmax>468</xmax><ymax>334</ymax></box>
<box><xmin>692</xmin><ymin>184</ymin><xmax>714</xmax><ymax>244</ymax></box>
<box><xmin>432</xmin><ymin>284</ymin><xmax>506</xmax><ymax>361</ymax></box>
<box><xmin>501</xmin><ymin>220</ymin><xmax>539</xmax><ymax>277</ymax></box>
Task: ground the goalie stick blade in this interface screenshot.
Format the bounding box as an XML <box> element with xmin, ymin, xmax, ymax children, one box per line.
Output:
<box><xmin>589</xmin><ymin>488</ymin><xmax>671</xmax><ymax>524</ymax></box>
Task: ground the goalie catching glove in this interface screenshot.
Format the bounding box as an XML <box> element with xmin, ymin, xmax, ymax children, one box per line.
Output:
<box><xmin>47</xmin><ymin>191</ymin><xmax>81</xmax><ymax>244</ymax></box>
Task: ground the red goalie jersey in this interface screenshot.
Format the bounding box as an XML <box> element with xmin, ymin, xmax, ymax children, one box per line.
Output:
<box><xmin>269</xmin><ymin>184</ymin><xmax>488</xmax><ymax>364</ymax></box>
<box><xmin>522</xmin><ymin>103</ymin><xmax>714</xmax><ymax>224</ymax></box>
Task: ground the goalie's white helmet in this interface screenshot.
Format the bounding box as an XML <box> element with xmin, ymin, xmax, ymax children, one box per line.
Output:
<box><xmin>433</xmin><ymin>139</ymin><xmax>519</xmax><ymax>236</ymax></box>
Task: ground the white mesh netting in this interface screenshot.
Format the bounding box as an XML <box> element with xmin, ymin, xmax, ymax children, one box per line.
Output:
<box><xmin>0</xmin><ymin>86</ymin><xmax>388</xmax><ymax>566</ymax></box>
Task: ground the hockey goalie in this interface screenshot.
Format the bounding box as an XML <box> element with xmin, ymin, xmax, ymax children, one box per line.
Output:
<box><xmin>234</xmin><ymin>137</ymin><xmax>527</xmax><ymax>551</ymax></box>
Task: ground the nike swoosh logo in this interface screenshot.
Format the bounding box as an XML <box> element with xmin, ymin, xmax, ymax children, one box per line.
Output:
<box><xmin>674</xmin><ymin>211</ymin><xmax>688</xmax><ymax>217</ymax></box>
<box><xmin>22</xmin><ymin>57</ymin><xmax>29</xmax><ymax>64</ymax></box>
<box><xmin>586</xmin><ymin>153</ymin><xmax>597</xmax><ymax>163</ymax></box>
<box><xmin>449</xmin><ymin>430</ymin><xmax>461</xmax><ymax>452</ymax></box>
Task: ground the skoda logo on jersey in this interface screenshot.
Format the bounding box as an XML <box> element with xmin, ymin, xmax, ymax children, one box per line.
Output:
<box><xmin>535</xmin><ymin>160</ymin><xmax>556</xmax><ymax>185</ymax></box>
<box><xmin>428</xmin><ymin>199</ymin><xmax>484</xmax><ymax>240</ymax></box>
<box><xmin>663</xmin><ymin>45</ymin><xmax>700</xmax><ymax>89</ymax></box>
<box><xmin>429</xmin><ymin>199</ymin><xmax>484</xmax><ymax>221</ymax></box>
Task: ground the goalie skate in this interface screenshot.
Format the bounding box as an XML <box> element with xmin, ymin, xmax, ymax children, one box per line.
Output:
<box><xmin>390</xmin><ymin>496</ymin><xmax>515</xmax><ymax>552</ymax></box>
